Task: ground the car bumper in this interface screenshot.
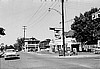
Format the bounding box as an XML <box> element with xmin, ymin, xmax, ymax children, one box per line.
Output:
<box><xmin>94</xmin><ymin>50</ymin><xmax>100</xmax><ymax>54</ymax></box>
<box><xmin>5</xmin><ymin>55</ymin><xmax>20</xmax><ymax>59</ymax></box>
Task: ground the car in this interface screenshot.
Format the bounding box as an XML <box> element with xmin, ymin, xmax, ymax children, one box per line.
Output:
<box><xmin>94</xmin><ymin>47</ymin><xmax>100</xmax><ymax>54</ymax></box>
<box><xmin>0</xmin><ymin>51</ymin><xmax>4</xmax><ymax>57</ymax></box>
<box><xmin>4</xmin><ymin>49</ymin><xmax>20</xmax><ymax>59</ymax></box>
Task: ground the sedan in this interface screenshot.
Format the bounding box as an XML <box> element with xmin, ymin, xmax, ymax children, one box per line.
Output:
<box><xmin>0</xmin><ymin>51</ymin><xmax>4</xmax><ymax>57</ymax></box>
<box><xmin>4</xmin><ymin>49</ymin><xmax>20</xmax><ymax>60</ymax></box>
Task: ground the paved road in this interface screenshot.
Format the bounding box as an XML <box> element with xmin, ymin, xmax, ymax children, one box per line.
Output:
<box><xmin>0</xmin><ymin>52</ymin><xmax>100</xmax><ymax>69</ymax></box>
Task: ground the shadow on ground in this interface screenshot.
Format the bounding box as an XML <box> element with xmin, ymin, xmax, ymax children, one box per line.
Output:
<box><xmin>5</xmin><ymin>57</ymin><xmax>20</xmax><ymax>60</ymax></box>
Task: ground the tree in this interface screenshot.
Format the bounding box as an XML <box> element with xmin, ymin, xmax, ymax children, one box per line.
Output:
<box><xmin>17</xmin><ymin>38</ymin><xmax>24</xmax><ymax>47</ymax></box>
<box><xmin>45</xmin><ymin>39</ymin><xmax>51</xmax><ymax>44</ymax></box>
<box><xmin>0</xmin><ymin>27</ymin><xmax>5</xmax><ymax>36</ymax></box>
<box><xmin>14</xmin><ymin>43</ymin><xmax>21</xmax><ymax>51</ymax></box>
<box><xmin>71</xmin><ymin>8</ymin><xmax>100</xmax><ymax>45</ymax></box>
<box><xmin>14</xmin><ymin>38</ymin><xmax>24</xmax><ymax>51</ymax></box>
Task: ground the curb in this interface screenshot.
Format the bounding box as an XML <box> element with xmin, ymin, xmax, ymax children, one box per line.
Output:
<box><xmin>54</xmin><ymin>55</ymin><xmax>100</xmax><ymax>58</ymax></box>
<box><xmin>22</xmin><ymin>51</ymin><xmax>100</xmax><ymax>59</ymax></box>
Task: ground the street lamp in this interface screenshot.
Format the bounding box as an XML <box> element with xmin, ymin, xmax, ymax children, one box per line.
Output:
<box><xmin>48</xmin><ymin>8</ymin><xmax>62</xmax><ymax>15</ymax></box>
<box><xmin>49</xmin><ymin>0</ymin><xmax>66</xmax><ymax>56</ymax></box>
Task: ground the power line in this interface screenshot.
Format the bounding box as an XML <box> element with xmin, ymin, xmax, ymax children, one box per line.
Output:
<box><xmin>27</xmin><ymin>2</ymin><xmax>47</xmax><ymax>27</ymax></box>
<box><xmin>30</xmin><ymin>10</ymin><xmax>49</xmax><ymax>28</ymax></box>
<box><xmin>51</xmin><ymin>1</ymin><xmax>59</xmax><ymax>8</ymax></box>
<box><xmin>27</xmin><ymin>8</ymin><xmax>49</xmax><ymax>30</ymax></box>
<box><xmin>26</xmin><ymin>11</ymin><xmax>49</xmax><ymax>37</ymax></box>
<box><xmin>65</xmin><ymin>19</ymin><xmax>74</xmax><ymax>23</ymax></box>
<box><xmin>26</xmin><ymin>0</ymin><xmax>59</xmax><ymax>38</ymax></box>
<box><xmin>7</xmin><ymin>5</ymin><xmax>37</xmax><ymax>29</ymax></box>
<box><xmin>40</xmin><ymin>0</ymin><xmax>66</xmax><ymax>56</ymax></box>
<box><xmin>28</xmin><ymin>1</ymin><xmax>58</xmax><ymax>28</ymax></box>
<box><xmin>35</xmin><ymin>2</ymin><xmax>59</xmax><ymax>27</ymax></box>
<box><xmin>27</xmin><ymin>1</ymin><xmax>59</xmax><ymax>36</ymax></box>
<box><xmin>64</xmin><ymin>1</ymin><xmax>67</xmax><ymax>21</ymax></box>
<box><xmin>24</xmin><ymin>2</ymin><xmax>45</xmax><ymax>26</ymax></box>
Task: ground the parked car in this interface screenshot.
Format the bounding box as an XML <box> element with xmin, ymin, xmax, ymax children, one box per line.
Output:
<box><xmin>4</xmin><ymin>49</ymin><xmax>20</xmax><ymax>59</ymax></box>
<box><xmin>0</xmin><ymin>50</ymin><xmax>4</xmax><ymax>57</ymax></box>
<box><xmin>94</xmin><ymin>47</ymin><xmax>100</xmax><ymax>54</ymax></box>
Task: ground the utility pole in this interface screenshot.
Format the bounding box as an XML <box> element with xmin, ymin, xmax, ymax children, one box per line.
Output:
<box><xmin>61</xmin><ymin>0</ymin><xmax>65</xmax><ymax>56</ymax></box>
<box><xmin>22</xmin><ymin>26</ymin><xmax>27</xmax><ymax>51</ymax></box>
<box><xmin>42</xmin><ymin>0</ymin><xmax>66</xmax><ymax>56</ymax></box>
<box><xmin>23</xmin><ymin>26</ymin><xmax>27</xmax><ymax>40</ymax></box>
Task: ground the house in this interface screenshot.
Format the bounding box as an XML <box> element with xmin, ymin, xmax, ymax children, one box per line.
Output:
<box><xmin>39</xmin><ymin>39</ymin><xmax>51</xmax><ymax>51</ymax></box>
<box><xmin>65</xmin><ymin>30</ymin><xmax>80</xmax><ymax>52</ymax></box>
<box><xmin>49</xmin><ymin>30</ymin><xmax>80</xmax><ymax>53</ymax></box>
<box><xmin>24</xmin><ymin>37</ymin><xmax>40</xmax><ymax>52</ymax></box>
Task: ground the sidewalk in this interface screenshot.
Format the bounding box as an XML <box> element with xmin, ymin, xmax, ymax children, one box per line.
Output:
<box><xmin>55</xmin><ymin>54</ymin><xmax>100</xmax><ymax>59</ymax></box>
<box><xmin>25</xmin><ymin>51</ymin><xmax>100</xmax><ymax>59</ymax></box>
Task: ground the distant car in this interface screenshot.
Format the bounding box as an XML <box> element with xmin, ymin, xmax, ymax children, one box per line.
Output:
<box><xmin>4</xmin><ymin>49</ymin><xmax>20</xmax><ymax>59</ymax></box>
<box><xmin>45</xmin><ymin>48</ymin><xmax>50</xmax><ymax>51</ymax></box>
<box><xmin>94</xmin><ymin>47</ymin><xmax>100</xmax><ymax>54</ymax></box>
<box><xmin>0</xmin><ymin>51</ymin><xmax>4</xmax><ymax>57</ymax></box>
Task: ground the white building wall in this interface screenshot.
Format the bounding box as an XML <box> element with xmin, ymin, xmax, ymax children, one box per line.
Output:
<box><xmin>98</xmin><ymin>40</ymin><xmax>100</xmax><ymax>47</ymax></box>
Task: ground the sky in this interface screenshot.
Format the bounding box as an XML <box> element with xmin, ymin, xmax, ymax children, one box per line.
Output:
<box><xmin>0</xmin><ymin>0</ymin><xmax>100</xmax><ymax>45</ymax></box>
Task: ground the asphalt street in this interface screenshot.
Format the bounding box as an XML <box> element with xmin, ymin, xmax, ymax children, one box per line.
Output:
<box><xmin>0</xmin><ymin>52</ymin><xmax>100</xmax><ymax>69</ymax></box>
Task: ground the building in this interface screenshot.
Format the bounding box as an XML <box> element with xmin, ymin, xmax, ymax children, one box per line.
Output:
<box><xmin>49</xmin><ymin>30</ymin><xmax>80</xmax><ymax>53</ymax></box>
<box><xmin>98</xmin><ymin>40</ymin><xmax>100</xmax><ymax>47</ymax></box>
<box><xmin>65</xmin><ymin>30</ymin><xmax>80</xmax><ymax>52</ymax></box>
<box><xmin>24</xmin><ymin>37</ymin><xmax>40</xmax><ymax>52</ymax></box>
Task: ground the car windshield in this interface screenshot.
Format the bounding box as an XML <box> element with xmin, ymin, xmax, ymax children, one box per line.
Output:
<box><xmin>6</xmin><ymin>49</ymin><xmax>15</xmax><ymax>52</ymax></box>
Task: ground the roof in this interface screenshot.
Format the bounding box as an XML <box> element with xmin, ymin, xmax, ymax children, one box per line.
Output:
<box><xmin>25</xmin><ymin>37</ymin><xmax>39</xmax><ymax>40</ymax></box>
<box><xmin>40</xmin><ymin>40</ymin><xmax>47</xmax><ymax>43</ymax></box>
<box><xmin>64</xmin><ymin>30</ymin><xmax>75</xmax><ymax>37</ymax></box>
<box><xmin>24</xmin><ymin>37</ymin><xmax>40</xmax><ymax>42</ymax></box>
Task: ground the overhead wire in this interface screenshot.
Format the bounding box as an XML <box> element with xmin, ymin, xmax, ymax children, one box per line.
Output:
<box><xmin>27</xmin><ymin>3</ymin><xmax>51</xmax><ymax>37</ymax></box>
<box><xmin>8</xmin><ymin>1</ymin><xmax>39</xmax><ymax>29</ymax></box>
<box><xmin>28</xmin><ymin>1</ymin><xmax>58</xmax><ymax>28</ymax></box>
<box><xmin>29</xmin><ymin>10</ymin><xmax>49</xmax><ymax>28</ymax></box>
<box><xmin>24</xmin><ymin>2</ymin><xmax>45</xmax><ymax>26</ymax></box>
<box><xmin>27</xmin><ymin>2</ymin><xmax>47</xmax><ymax>27</ymax></box>
<box><xmin>50</xmin><ymin>0</ymin><xmax>59</xmax><ymax>8</ymax></box>
<box><xmin>27</xmin><ymin>1</ymin><xmax>59</xmax><ymax>36</ymax></box>
<box><xmin>15</xmin><ymin>1</ymin><xmax>45</xmax><ymax>38</ymax></box>
<box><xmin>65</xmin><ymin>19</ymin><xmax>74</xmax><ymax>23</ymax></box>
<box><xmin>64</xmin><ymin>1</ymin><xmax>68</xmax><ymax>30</ymax></box>
<box><xmin>59</xmin><ymin>1</ymin><xmax>74</xmax><ymax>24</ymax></box>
